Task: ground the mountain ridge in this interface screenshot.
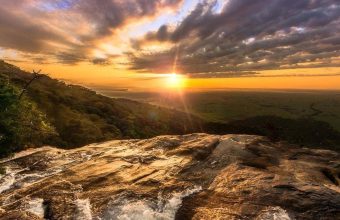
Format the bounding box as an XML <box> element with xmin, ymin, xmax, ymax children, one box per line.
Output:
<box><xmin>1</xmin><ymin>60</ymin><xmax>340</xmax><ymax>157</ymax></box>
<box><xmin>0</xmin><ymin>60</ymin><xmax>204</xmax><ymax>152</ymax></box>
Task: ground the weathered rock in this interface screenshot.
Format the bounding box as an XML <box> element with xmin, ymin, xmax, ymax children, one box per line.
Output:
<box><xmin>0</xmin><ymin>211</ymin><xmax>41</xmax><ymax>220</ymax></box>
<box><xmin>0</xmin><ymin>134</ymin><xmax>339</xmax><ymax>219</ymax></box>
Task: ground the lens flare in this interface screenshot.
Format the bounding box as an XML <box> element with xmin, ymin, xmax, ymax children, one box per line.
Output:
<box><xmin>166</xmin><ymin>73</ymin><xmax>186</xmax><ymax>88</ymax></box>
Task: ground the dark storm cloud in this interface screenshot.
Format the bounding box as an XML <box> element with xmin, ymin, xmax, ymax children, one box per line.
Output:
<box><xmin>130</xmin><ymin>0</ymin><xmax>340</xmax><ymax>77</ymax></box>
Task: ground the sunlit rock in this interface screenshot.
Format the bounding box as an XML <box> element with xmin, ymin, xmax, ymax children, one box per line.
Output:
<box><xmin>0</xmin><ymin>134</ymin><xmax>339</xmax><ymax>219</ymax></box>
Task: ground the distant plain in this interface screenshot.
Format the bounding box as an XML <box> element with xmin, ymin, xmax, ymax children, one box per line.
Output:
<box><xmin>100</xmin><ymin>89</ymin><xmax>340</xmax><ymax>132</ymax></box>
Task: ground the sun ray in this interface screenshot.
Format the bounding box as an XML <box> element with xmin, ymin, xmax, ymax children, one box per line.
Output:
<box><xmin>166</xmin><ymin>73</ymin><xmax>186</xmax><ymax>88</ymax></box>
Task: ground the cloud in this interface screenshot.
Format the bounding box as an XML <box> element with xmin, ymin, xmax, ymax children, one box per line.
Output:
<box><xmin>187</xmin><ymin>71</ymin><xmax>340</xmax><ymax>79</ymax></box>
<box><xmin>129</xmin><ymin>0</ymin><xmax>340</xmax><ymax>77</ymax></box>
<box><xmin>0</xmin><ymin>6</ymin><xmax>72</xmax><ymax>53</ymax></box>
<box><xmin>0</xmin><ymin>0</ymin><xmax>184</xmax><ymax>64</ymax></box>
<box><xmin>187</xmin><ymin>71</ymin><xmax>259</xmax><ymax>78</ymax></box>
<box><xmin>0</xmin><ymin>0</ymin><xmax>340</xmax><ymax>78</ymax></box>
<box><xmin>91</xmin><ymin>58</ymin><xmax>111</xmax><ymax>65</ymax></box>
<box><xmin>76</xmin><ymin>0</ymin><xmax>183</xmax><ymax>38</ymax></box>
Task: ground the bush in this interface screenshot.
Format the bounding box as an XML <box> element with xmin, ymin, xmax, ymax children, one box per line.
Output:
<box><xmin>0</xmin><ymin>75</ymin><xmax>57</xmax><ymax>157</ymax></box>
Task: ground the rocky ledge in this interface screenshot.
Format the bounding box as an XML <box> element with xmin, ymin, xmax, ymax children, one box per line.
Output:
<box><xmin>0</xmin><ymin>134</ymin><xmax>339</xmax><ymax>220</ymax></box>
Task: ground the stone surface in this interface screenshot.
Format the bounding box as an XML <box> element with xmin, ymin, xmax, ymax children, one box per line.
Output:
<box><xmin>0</xmin><ymin>134</ymin><xmax>339</xmax><ymax>219</ymax></box>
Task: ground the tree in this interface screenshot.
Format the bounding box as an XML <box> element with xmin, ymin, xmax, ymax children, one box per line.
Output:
<box><xmin>0</xmin><ymin>74</ymin><xmax>57</xmax><ymax>156</ymax></box>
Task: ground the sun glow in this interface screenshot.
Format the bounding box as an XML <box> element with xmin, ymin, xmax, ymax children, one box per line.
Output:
<box><xmin>166</xmin><ymin>73</ymin><xmax>186</xmax><ymax>89</ymax></box>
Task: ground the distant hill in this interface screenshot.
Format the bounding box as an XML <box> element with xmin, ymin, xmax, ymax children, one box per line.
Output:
<box><xmin>0</xmin><ymin>60</ymin><xmax>339</xmax><ymax>156</ymax></box>
<box><xmin>0</xmin><ymin>61</ymin><xmax>203</xmax><ymax>152</ymax></box>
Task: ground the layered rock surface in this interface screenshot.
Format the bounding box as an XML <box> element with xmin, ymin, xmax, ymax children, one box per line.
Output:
<box><xmin>0</xmin><ymin>134</ymin><xmax>339</xmax><ymax>220</ymax></box>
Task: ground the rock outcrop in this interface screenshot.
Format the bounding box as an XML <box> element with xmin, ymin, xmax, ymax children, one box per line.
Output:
<box><xmin>0</xmin><ymin>134</ymin><xmax>339</xmax><ymax>219</ymax></box>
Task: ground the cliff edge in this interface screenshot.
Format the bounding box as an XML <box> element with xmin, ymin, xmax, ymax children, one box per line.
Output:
<box><xmin>0</xmin><ymin>134</ymin><xmax>339</xmax><ymax>219</ymax></box>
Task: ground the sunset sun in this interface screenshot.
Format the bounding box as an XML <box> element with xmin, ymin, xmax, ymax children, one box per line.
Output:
<box><xmin>166</xmin><ymin>73</ymin><xmax>186</xmax><ymax>89</ymax></box>
<box><xmin>1</xmin><ymin>1</ymin><xmax>340</xmax><ymax>219</ymax></box>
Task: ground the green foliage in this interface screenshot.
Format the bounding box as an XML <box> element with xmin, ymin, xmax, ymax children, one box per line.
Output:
<box><xmin>110</xmin><ymin>91</ymin><xmax>340</xmax><ymax>133</ymax></box>
<box><xmin>0</xmin><ymin>61</ymin><xmax>202</xmax><ymax>151</ymax></box>
<box><xmin>0</xmin><ymin>74</ymin><xmax>57</xmax><ymax>156</ymax></box>
<box><xmin>107</xmin><ymin>90</ymin><xmax>340</xmax><ymax>151</ymax></box>
<box><xmin>206</xmin><ymin>116</ymin><xmax>340</xmax><ymax>151</ymax></box>
<box><xmin>0</xmin><ymin>61</ymin><xmax>339</xmax><ymax>155</ymax></box>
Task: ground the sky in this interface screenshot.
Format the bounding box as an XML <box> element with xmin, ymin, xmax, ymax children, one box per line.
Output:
<box><xmin>0</xmin><ymin>0</ymin><xmax>340</xmax><ymax>90</ymax></box>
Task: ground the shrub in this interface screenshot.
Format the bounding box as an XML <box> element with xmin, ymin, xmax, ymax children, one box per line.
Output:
<box><xmin>0</xmin><ymin>75</ymin><xmax>57</xmax><ymax>157</ymax></box>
